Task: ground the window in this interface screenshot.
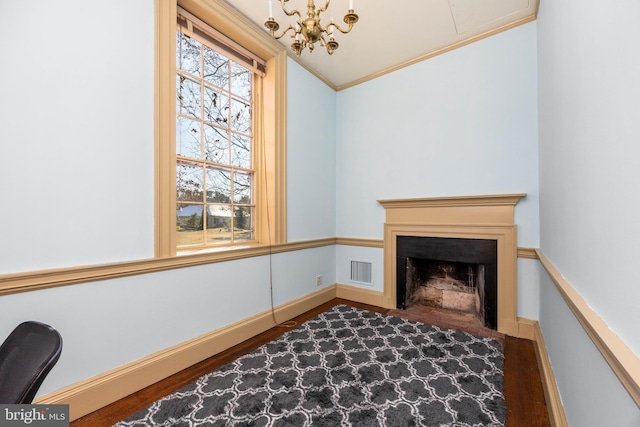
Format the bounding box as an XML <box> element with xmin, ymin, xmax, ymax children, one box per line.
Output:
<box><xmin>155</xmin><ymin>0</ymin><xmax>287</xmax><ymax>258</ymax></box>
<box><xmin>175</xmin><ymin>12</ymin><xmax>260</xmax><ymax>247</ymax></box>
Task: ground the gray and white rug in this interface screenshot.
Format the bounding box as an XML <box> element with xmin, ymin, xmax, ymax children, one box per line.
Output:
<box><xmin>115</xmin><ymin>305</ymin><xmax>505</xmax><ymax>426</ymax></box>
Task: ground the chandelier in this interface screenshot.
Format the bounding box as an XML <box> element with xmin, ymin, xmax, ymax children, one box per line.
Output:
<box><xmin>264</xmin><ymin>0</ymin><xmax>359</xmax><ymax>56</ymax></box>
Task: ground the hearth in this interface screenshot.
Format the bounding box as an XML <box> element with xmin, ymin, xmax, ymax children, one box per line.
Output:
<box><xmin>396</xmin><ymin>236</ymin><xmax>498</xmax><ymax>330</ymax></box>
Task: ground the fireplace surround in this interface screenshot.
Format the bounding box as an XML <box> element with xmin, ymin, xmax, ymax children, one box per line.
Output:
<box><xmin>378</xmin><ymin>194</ymin><xmax>525</xmax><ymax>336</ymax></box>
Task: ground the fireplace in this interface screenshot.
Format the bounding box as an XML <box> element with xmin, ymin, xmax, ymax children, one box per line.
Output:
<box><xmin>396</xmin><ymin>236</ymin><xmax>498</xmax><ymax>330</ymax></box>
<box><xmin>378</xmin><ymin>194</ymin><xmax>525</xmax><ymax>336</ymax></box>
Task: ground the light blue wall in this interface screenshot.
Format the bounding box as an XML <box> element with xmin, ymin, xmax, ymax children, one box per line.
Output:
<box><xmin>272</xmin><ymin>246</ymin><xmax>336</xmax><ymax>305</ymax></box>
<box><xmin>0</xmin><ymin>0</ymin><xmax>155</xmax><ymax>274</ymax></box>
<box><xmin>286</xmin><ymin>59</ymin><xmax>337</xmax><ymax>241</ymax></box>
<box><xmin>334</xmin><ymin>22</ymin><xmax>540</xmax><ymax>318</ymax></box>
<box><xmin>335</xmin><ymin>22</ymin><xmax>539</xmax><ymax>246</ymax></box>
<box><xmin>537</xmin><ymin>0</ymin><xmax>640</xmax><ymax>423</ymax></box>
<box><xmin>0</xmin><ymin>257</ymin><xmax>273</xmax><ymax>395</ymax></box>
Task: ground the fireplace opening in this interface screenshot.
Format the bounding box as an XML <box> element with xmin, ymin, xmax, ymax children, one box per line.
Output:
<box><xmin>406</xmin><ymin>259</ymin><xmax>485</xmax><ymax>320</ymax></box>
<box><xmin>396</xmin><ymin>236</ymin><xmax>498</xmax><ymax>330</ymax></box>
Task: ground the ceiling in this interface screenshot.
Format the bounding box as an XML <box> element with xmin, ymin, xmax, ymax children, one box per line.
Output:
<box><xmin>224</xmin><ymin>0</ymin><xmax>538</xmax><ymax>90</ymax></box>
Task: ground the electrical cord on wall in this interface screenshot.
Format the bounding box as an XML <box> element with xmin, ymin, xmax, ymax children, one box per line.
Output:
<box><xmin>259</xmin><ymin>77</ymin><xmax>296</xmax><ymax>330</ymax></box>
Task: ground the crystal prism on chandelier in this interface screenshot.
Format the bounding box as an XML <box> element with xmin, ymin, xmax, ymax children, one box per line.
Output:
<box><xmin>264</xmin><ymin>0</ymin><xmax>358</xmax><ymax>56</ymax></box>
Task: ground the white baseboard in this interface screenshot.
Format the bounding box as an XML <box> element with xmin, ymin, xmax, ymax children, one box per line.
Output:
<box><xmin>532</xmin><ymin>321</ymin><xmax>568</xmax><ymax>427</ymax></box>
<box><xmin>516</xmin><ymin>317</ymin><xmax>536</xmax><ymax>340</ymax></box>
<box><xmin>336</xmin><ymin>283</ymin><xmax>386</xmax><ymax>307</ymax></box>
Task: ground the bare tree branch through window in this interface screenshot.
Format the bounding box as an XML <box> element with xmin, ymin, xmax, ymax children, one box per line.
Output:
<box><xmin>175</xmin><ymin>30</ymin><xmax>255</xmax><ymax>247</ymax></box>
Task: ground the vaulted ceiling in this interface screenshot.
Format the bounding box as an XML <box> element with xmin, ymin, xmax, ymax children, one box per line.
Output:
<box><xmin>224</xmin><ymin>0</ymin><xmax>539</xmax><ymax>90</ymax></box>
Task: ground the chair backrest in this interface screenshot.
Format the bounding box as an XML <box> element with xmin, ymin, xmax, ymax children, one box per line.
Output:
<box><xmin>0</xmin><ymin>321</ymin><xmax>63</xmax><ymax>404</ymax></box>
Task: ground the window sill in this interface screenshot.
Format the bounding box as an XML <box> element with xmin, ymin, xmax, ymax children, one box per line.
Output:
<box><xmin>177</xmin><ymin>243</ymin><xmax>261</xmax><ymax>257</ymax></box>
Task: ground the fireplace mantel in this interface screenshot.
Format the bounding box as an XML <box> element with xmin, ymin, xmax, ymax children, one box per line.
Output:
<box><xmin>378</xmin><ymin>193</ymin><xmax>526</xmax><ymax>336</ymax></box>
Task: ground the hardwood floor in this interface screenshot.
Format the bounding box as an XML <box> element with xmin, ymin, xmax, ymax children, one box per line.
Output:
<box><xmin>72</xmin><ymin>299</ymin><xmax>550</xmax><ymax>426</ymax></box>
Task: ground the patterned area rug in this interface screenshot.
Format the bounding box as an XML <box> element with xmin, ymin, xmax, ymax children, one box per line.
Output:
<box><xmin>115</xmin><ymin>305</ymin><xmax>505</xmax><ymax>426</ymax></box>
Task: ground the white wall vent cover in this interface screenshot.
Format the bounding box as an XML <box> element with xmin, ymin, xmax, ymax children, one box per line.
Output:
<box><xmin>350</xmin><ymin>260</ymin><xmax>373</xmax><ymax>285</ymax></box>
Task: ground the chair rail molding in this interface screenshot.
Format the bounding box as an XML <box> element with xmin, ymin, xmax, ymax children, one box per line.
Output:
<box><xmin>537</xmin><ymin>249</ymin><xmax>640</xmax><ymax>407</ymax></box>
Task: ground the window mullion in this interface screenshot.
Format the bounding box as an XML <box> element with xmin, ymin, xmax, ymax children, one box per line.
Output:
<box><xmin>227</xmin><ymin>59</ymin><xmax>234</xmax><ymax>242</ymax></box>
<box><xmin>199</xmin><ymin>43</ymin><xmax>207</xmax><ymax>244</ymax></box>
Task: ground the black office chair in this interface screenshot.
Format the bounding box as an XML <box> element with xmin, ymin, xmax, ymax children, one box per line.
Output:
<box><xmin>0</xmin><ymin>321</ymin><xmax>63</xmax><ymax>404</ymax></box>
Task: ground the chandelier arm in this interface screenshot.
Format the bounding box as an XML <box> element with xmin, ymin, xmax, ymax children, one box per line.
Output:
<box><xmin>316</xmin><ymin>0</ymin><xmax>331</xmax><ymax>14</ymax></box>
<box><xmin>330</xmin><ymin>21</ymin><xmax>355</xmax><ymax>34</ymax></box>
<box><xmin>279</xmin><ymin>0</ymin><xmax>302</xmax><ymax>19</ymax></box>
<box><xmin>270</xmin><ymin>24</ymin><xmax>299</xmax><ymax>40</ymax></box>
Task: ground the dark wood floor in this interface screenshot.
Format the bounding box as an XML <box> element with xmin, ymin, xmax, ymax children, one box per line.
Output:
<box><xmin>72</xmin><ymin>299</ymin><xmax>550</xmax><ymax>426</ymax></box>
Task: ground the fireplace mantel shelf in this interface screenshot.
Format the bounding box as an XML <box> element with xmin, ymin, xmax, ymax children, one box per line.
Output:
<box><xmin>377</xmin><ymin>193</ymin><xmax>526</xmax><ymax>209</ymax></box>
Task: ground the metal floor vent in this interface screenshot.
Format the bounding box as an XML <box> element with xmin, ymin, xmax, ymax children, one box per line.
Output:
<box><xmin>350</xmin><ymin>260</ymin><xmax>372</xmax><ymax>285</ymax></box>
